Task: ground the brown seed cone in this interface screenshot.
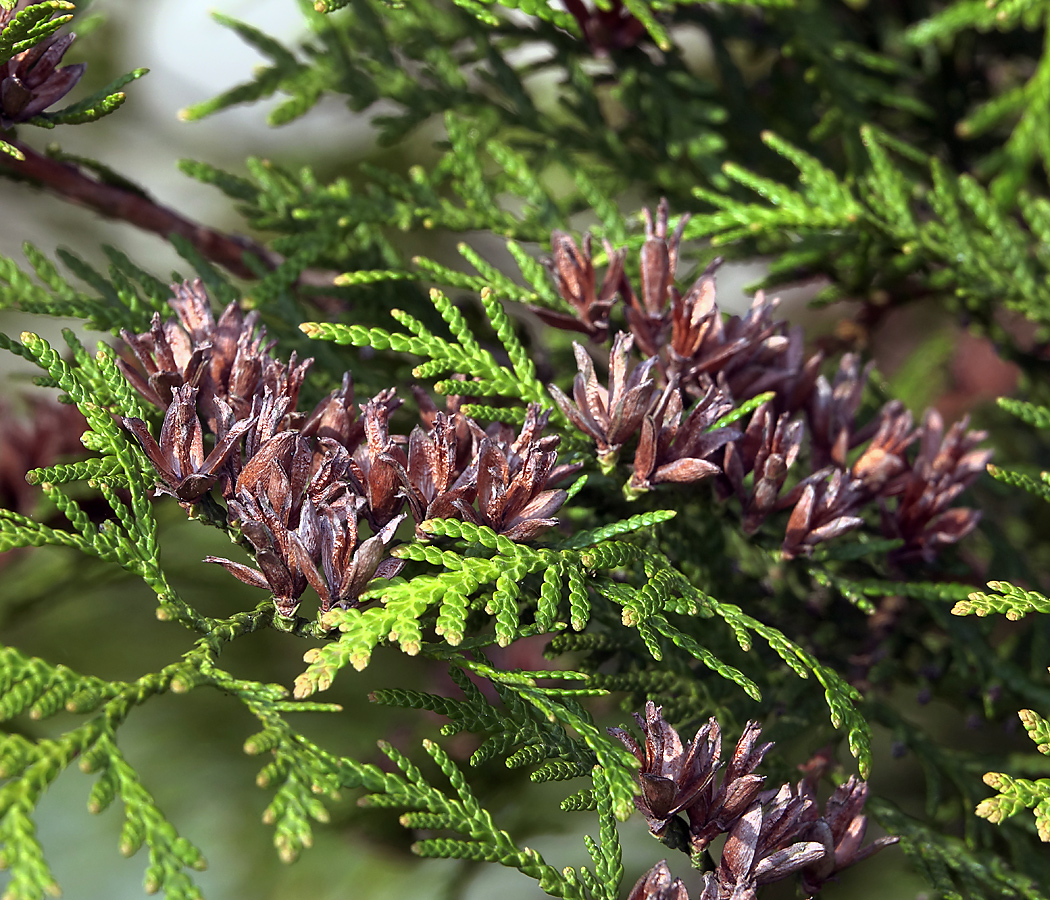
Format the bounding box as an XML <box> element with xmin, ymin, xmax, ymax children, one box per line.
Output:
<box><xmin>628</xmin><ymin>384</ymin><xmax>735</xmax><ymax>496</ymax></box>
<box><xmin>540</xmin><ymin>230</ymin><xmax>624</xmax><ymax>339</ymax></box>
<box><xmin>625</xmin><ymin>861</ymin><xmax>694</xmax><ymax>900</ymax></box>
<box><xmin>122</xmin><ymin>384</ymin><xmax>254</xmax><ymax>505</ymax></box>
<box><xmin>608</xmin><ymin>701</ymin><xmax>718</xmax><ymax>837</ymax></box>
<box><xmin>881</xmin><ymin>409</ymin><xmax>991</xmax><ymax>561</ymax></box>
<box><xmin>780</xmin><ymin>468</ymin><xmax>867</xmax><ymax>559</ymax></box>
<box><xmin>0</xmin><ymin>27</ymin><xmax>85</xmax><ymax>128</ymax></box>
<box><xmin>549</xmin><ymin>332</ymin><xmax>659</xmax><ymax>472</ymax></box>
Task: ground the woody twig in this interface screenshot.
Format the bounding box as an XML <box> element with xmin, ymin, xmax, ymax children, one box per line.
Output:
<box><xmin>0</xmin><ymin>140</ymin><xmax>341</xmax><ymax>290</ymax></box>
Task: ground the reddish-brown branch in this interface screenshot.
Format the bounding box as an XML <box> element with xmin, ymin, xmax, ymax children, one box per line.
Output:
<box><xmin>0</xmin><ymin>140</ymin><xmax>340</xmax><ymax>291</ymax></box>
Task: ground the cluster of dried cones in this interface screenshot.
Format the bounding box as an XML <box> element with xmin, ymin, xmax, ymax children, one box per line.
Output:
<box><xmin>0</xmin><ymin>395</ymin><xmax>91</xmax><ymax>571</ymax></box>
<box><xmin>0</xmin><ymin>2</ymin><xmax>85</xmax><ymax>130</ymax></box>
<box><xmin>613</xmin><ymin>702</ymin><xmax>897</xmax><ymax>900</ymax></box>
<box><xmin>545</xmin><ymin>201</ymin><xmax>991</xmax><ymax>562</ymax></box>
<box><xmin>119</xmin><ymin>280</ymin><xmax>578</xmax><ymax>617</ymax></box>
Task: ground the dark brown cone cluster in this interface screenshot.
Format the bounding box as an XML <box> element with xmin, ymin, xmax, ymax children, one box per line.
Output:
<box><xmin>627</xmin><ymin>383</ymin><xmax>736</xmax><ymax>497</ymax></box>
<box><xmin>613</xmin><ymin>703</ymin><xmax>897</xmax><ymax>900</ymax></box>
<box><xmin>626</xmin><ymin>860</ymin><xmax>694</xmax><ymax>900</ymax></box>
<box><xmin>0</xmin><ymin>393</ymin><xmax>88</xmax><ymax>517</ymax></box>
<box><xmin>119</xmin><ymin>280</ymin><xmax>578</xmax><ymax>617</ymax></box>
<box><xmin>544</xmin><ymin>202</ymin><xmax>988</xmax><ymax>562</ymax></box>
<box><xmin>0</xmin><ymin>4</ymin><xmax>85</xmax><ymax>129</ymax></box>
<box><xmin>879</xmin><ymin>409</ymin><xmax>991</xmax><ymax>563</ymax></box>
<box><xmin>562</xmin><ymin>0</ymin><xmax>646</xmax><ymax>56</ymax></box>
<box><xmin>549</xmin><ymin>332</ymin><xmax>656</xmax><ymax>473</ymax></box>
<box><xmin>0</xmin><ymin>393</ymin><xmax>96</xmax><ymax>570</ymax></box>
<box><xmin>540</xmin><ymin>231</ymin><xmax>623</xmax><ymax>340</ymax></box>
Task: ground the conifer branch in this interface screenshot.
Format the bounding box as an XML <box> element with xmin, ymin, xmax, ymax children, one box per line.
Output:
<box><xmin>357</xmin><ymin>738</ymin><xmax>623</xmax><ymax>900</ymax></box>
<box><xmin>4</xmin><ymin>0</ymin><xmax>1048</xmax><ymax>896</ymax></box>
<box><xmin>0</xmin><ymin>142</ymin><xmax>286</xmax><ymax>282</ymax></box>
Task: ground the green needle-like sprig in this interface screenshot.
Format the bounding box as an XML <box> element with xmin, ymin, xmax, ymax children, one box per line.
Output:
<box><xmin>301</xmin><ymin>286</ymin><xmax>550</xmax><ymax>418</ymax></box>
<box><xmin>358</xmin><ymin>738</ymin><xmax>624</xmax><ymax>900</ymax></box>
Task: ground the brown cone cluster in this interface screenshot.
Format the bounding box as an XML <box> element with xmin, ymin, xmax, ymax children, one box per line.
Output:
<box><xmin>119</xmin><ymin>280</ymin><xmax>578</xmax><ymax>617</ymax></box>
<box><xmin>0</xmin><ymin>393</ymin><xmax>93</xmax><ymax>570</ymax></box>
<box><xmin>562</xmin><ymin>0</ymin><xmax>646</xmax><ymax>56</ymax></box>
<box><xmin>0</xmin><ymin>3</ymin><xmax>85</xmax><ymax>129</ymax></box>
<box><xmin>0</xmin><ymin>393</ymin><xmax>88</xmax><ymax>517</ymax></box>
<box><xmin>614</xmin><ymin>703</ymin><xmax>897</xmax><ymax>900</ymax></box>
<box><xmin>544</xmin><ymin>201</ymin><xmax>989</xmax><ymax>562</ymax></box>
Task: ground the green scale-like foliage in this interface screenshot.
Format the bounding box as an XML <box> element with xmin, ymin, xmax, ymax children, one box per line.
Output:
<box><xmin>170</xmin><ymin>0</ymin><xmax>763</xmax><ymax>302</ymax></box>
<box><xmin>871</xmin><ymin>798</ymin><xmax>1050</xmax><ymax>900</ymax></box>
<box><xmin>371</xmin><ymin>658</ymin><xmax>638</xmax><ymax>819</ymax></box>
<box><xmin>301</xmin><ymin>285</ymin><xmax>552</xmax><ymax>421</ymax></box>
<box><xmin>0</xmin><ymin>243</ymin><xmax>192</xmax><ymax>334</ymax></box>
<box><xmin>362</xmin><ymin>743</ymin><xmax>625</xmax><ymax>900</ymax></box>
<box><xmin>0</xmin><ymin>331</ymin><xmax>171</xmax><ymax>596</ymax></box>
<box><xmin>0</xmin><ymin>238</ymin><xmax>876</xmax><ymax>897</ymax></box>
<box><xmin>950</xmin><ymin>394</ymin><xmax>1050</xmax><ymax>847</ymax></box>
<box><xmin>688</xmin><ymin>126</ymin><xmax>1050</xmax><ymax>327</ymax></box>
<box><xmin>294</xmin><ymin>512</ymin><xmax>872</xmax><ymax>779</ymax></box>
<box><xmin>0</xmin><ymin>648</ymin><xmax>206</xmax><ymax>900</ymax></box>
<box><xmin>0</xmin><ymin>3</ymin><xmax>70</xmax><ymax>66</ymax></box>
<box><xmin>0</xmin><ymin>2</ymin><xmax>146</xmax><ymax>158</ymax></box>
<box><xmin>300</xmin><ymin>281</ymin><xmax>877</xmax><ymax>773</ymax></box>
<box><xmin>978</xmin><ymin>705</ymin><xmax>1050</xmax><ymax>841</ymax></box>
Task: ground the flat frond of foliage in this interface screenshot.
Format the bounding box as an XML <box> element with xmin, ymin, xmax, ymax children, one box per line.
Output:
<box><xmin>301</xmin><ymin>286</ymin><xmax>550</xmax><ymax>417</ymax></box>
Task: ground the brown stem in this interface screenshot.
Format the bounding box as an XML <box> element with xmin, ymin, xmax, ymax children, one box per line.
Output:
<box><xmin>1</xmin><ymin>139</ymin><xmax>342</xmax><ymax>292</ymax></box>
